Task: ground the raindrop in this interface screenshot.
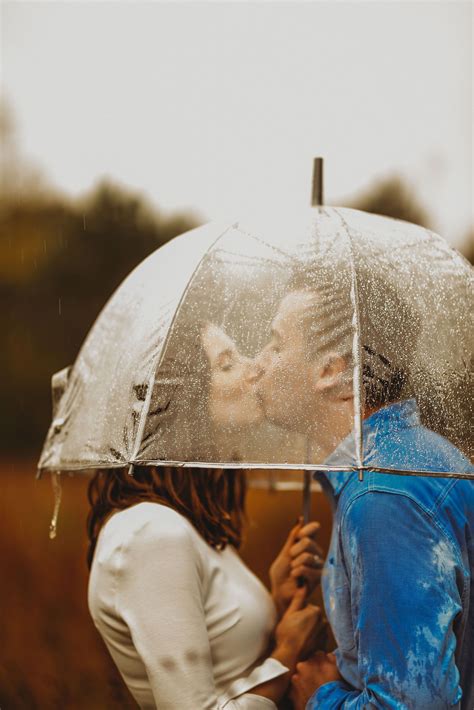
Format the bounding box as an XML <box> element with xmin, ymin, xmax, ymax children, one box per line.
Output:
<box><xmin>83</xmin><ymin>215</ymin><xmax>86</xmax><ymax>231</ymax></box>
<box><xmin>58</xmin><ymin>298</ymin><xmax>62</xmax><ymax>316</ymax></box>
<box><xmin>49</xmin><ymin>472</ymin><xmax>62</xmax><ymax>540</ymax></box>
<box><xmin>43</xmin><ymin>239</ymin><xmax>47</xmax><ymax>254</ymax></box>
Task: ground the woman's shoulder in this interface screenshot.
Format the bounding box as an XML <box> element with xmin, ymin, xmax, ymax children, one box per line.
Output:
<box><xmin>96</xmin><ymin>502</ymin><xmax>202</xmax><ymax>560</ymax></box>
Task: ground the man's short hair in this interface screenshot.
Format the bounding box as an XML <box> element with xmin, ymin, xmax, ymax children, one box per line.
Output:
<box><xmin>288</xmin><ymin>261</ymin><xmax>421</xmax><ymax>409</ymax></box>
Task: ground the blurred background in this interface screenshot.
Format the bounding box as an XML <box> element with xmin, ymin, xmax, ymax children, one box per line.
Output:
<box><xmin>1</xmin><ymin>1</ymin><xmax>472</xmax><ymax>707</ymax></box>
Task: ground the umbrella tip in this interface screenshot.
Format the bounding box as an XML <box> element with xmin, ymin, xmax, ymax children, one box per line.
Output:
<box><xmin>311</xmin><ymin>157</ymin><xmax>324</xmax><ymax>207</ymax></box>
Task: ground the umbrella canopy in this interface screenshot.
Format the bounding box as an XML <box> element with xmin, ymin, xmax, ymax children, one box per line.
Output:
<box><xmin>38</xmin><ymin>207</ymin><xmax>473</xmax><ymax>478</ymax></box>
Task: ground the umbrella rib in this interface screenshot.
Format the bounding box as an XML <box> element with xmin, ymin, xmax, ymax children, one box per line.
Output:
<box><xmin>211</xmin><ymin>250</ymin><xmax>290</xmax><ymax>271</ymax></box>
<box><xmin>334</xmin><ymin>208</ymin><xmax>365</xmax><ymax>476</ymax></box>
<box><xmin>36</xmin><ymin>460</ymin><xmax>474</xmax><ymax>479</ymax></box>
<box><xmin>233</xmin><ymin>225</ymin><xmax>301</xmax><ymax>263</ymax></box>
<box><xmin>128</xmin><ymin>223</ymin><xmax>239</xmax><ymax>468</ymax></box>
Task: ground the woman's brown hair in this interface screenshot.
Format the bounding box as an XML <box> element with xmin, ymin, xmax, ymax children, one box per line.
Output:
<box><xmin>86</xmin><ymin>466</ymin><xmax>246</xmax><ymax>569</ymax></box>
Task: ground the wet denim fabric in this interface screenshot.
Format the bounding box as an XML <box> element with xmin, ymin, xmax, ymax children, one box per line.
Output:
<box><xmin>310</xmin><ymin>400</ymin><xmax>474</xmax><ymax>710</ymax></box>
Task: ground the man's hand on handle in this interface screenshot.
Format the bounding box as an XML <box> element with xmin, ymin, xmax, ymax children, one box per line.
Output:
<box><xmin>289</xmin><ymin>651</ymin><xmax>343</xmax><ymax>710</ymax></box>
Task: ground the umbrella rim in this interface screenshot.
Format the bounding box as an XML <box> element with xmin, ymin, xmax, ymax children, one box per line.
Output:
<box><xmin>36</xmin><ymin>462</ymin><xmax>474</xmax><ymax>480</ymax></box>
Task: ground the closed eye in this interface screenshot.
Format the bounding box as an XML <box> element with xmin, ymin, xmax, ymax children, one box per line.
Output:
<box><xmin>216</xmin><ymin>349</ymin><xmax>235</xmax><ymax>372</ymax></box>
<box><xmin>269</xmin><ymin>335</ymin><xmax>282</xmax><ymax>354</ymax></box>
<box><xmin>269</xmin><ymin>327</ymin><xmax>283</xmax><ymax>353</ymax></box>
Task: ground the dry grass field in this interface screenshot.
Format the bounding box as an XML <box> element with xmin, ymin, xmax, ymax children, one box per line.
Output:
<box><xmin>0</xmin><ymin>458</ymin><xmax>332</xmax><ymax>709</ymax></box>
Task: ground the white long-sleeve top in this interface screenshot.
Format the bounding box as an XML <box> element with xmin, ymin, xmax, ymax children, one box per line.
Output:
<box><xmin>88</xmin><ymin>502</ymin><xmax>289</xmax><ymax>709</ymax></box>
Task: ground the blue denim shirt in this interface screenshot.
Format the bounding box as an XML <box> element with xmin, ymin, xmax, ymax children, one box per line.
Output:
<box><xmin>310</xmin><ymin>400</ymin><xmax>474</xmax><ymax>710</ymax></box>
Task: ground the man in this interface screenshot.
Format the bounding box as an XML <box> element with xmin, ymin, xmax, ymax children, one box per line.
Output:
<box><xmin>255</xmin><ymin>281</ymin><xmax>474</xmax><ymax>709</ymax></box>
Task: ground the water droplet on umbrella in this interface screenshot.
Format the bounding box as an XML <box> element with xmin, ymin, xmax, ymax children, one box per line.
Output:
<box><xmin>49</xmin><ymin>472</ymin><xmax>62</xmax><ymax>540</ymax></box>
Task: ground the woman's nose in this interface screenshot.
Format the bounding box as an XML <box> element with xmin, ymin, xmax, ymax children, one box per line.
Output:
<box><xmin>245</xmin><ymin>359</ymin><xmax>264</xmax><ymax>384</ymax></box>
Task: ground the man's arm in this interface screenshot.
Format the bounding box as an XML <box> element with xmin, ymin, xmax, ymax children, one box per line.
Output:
<box><xmin>305</xmin><ymin>491</ymin><xmax>464</xmax><ymax>709</ymax></box>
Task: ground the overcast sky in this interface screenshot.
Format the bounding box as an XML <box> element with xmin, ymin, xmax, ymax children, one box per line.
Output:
<box><xmin>3</xmin><ymin>1</ymin><xmax>472</xmax><ymax>245</ymax></box>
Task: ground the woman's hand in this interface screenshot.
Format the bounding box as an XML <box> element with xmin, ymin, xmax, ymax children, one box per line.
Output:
<box><xmin>270</xmin><ymin>517</ymin><xmax>324</xmax><ymax>617</ymax></box>
<box><xmin>272</xmin><ymin>586</ymin><xmax>321</xmax><ymax>672</ymax></box>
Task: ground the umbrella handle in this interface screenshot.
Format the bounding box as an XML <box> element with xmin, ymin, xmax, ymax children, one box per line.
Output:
<box><xmin>303</xmin><ymin>158</ymin><xmax>322</xmax><ymax>578</ymax></box>
<box><xmin>48</xmin><ymin>471</ymin><xmax>62</xmax><ymax>540</ymax></box>
<box><xmin>302</xmin><ymin>469</ymin><xmax>312</xmax><ymax>525</ymax></box>
<box><xmin>297</xmin><ymin>470</ymin><xmax>313</xmax><ymax>587</ymax></box>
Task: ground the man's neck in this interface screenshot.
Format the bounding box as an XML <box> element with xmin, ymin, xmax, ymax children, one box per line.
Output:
<box><xmin>307</xmin><ymin>401</ymin><xmax>388</xmax><ymax>462</ymax></box>
<box><xmin>363</xmin><ymin>404</ymin><xmax>382</xmax><ymax>421</ymax></box>
<box><xmin>306</xmin><ymin>399</ymin><xmax>354</xmax><ymax>460</ymax></box>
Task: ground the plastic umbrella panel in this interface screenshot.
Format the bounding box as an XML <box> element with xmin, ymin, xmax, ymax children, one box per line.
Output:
<box><xmin>38</xmin><ymin>208</ymin><xmax>473</xmax><ymax>476</ymax></box>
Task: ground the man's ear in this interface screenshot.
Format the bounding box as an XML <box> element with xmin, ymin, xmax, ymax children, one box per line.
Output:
<box><xmin>313</xmin><ymin>353</ymin><xmax>348</xmax><ymax>393</ymax></box>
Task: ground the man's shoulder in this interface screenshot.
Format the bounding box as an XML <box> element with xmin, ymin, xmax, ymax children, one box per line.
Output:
<box><xmin>380</xmin><ymin>422</ymin><xmax>473</xmax><ymax>475</ymax></box>
<box><xmin>338</xmin><ymin>418</ymin><xmax>474</xmax><ymax>512</ymax></box>
<box><xmin>339</xmin><ymin>469</ymin><xmax>473</xmax><ymax>521</ymax></box>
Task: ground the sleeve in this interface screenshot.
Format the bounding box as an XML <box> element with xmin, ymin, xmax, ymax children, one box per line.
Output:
<box><xmin>116</xmin><ymin>515</ymin><xmax>285</xmax><ymax>710</ymax></box>
<box><xmin>307</xmin><ymin>492</ymin><xmax>464</xmax><ymax>710</ymax></box>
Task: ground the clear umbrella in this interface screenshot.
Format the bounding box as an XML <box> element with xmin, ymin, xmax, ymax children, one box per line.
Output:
<box><xmin>38</xmin><ymin>160</ymin><xmax>473</xmax><ymax>533</ymax></box>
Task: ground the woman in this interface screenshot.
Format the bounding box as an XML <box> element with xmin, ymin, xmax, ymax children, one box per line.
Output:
<box><xmin>87</xmin><ymin>467</ymin><xmax>323</xmax><ymax>709</ymax></box>
<box><xmin>201</xmin><ymin>322</ymin><xmax>264</xmax><ymax>429</ymax></box>
<box><xmin>88</xmin><ymin>315</ymin><xmax>324</xmax><ymax>707</ymax></box>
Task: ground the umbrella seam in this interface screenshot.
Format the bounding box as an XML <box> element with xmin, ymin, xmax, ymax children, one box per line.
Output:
<box><xmin>334</xmin><ymin>208</ymin><xmax>364</xmax><ymax>473</ymax></box>
<box><xmin>37</xmin><ymin>462</ymin><xmax>474</xmax><ymax>479</ymax></box>
<box><xmin>128</xmin><ymin>222</ymin><xmax>239</xmax><ymax>466</ymax></box>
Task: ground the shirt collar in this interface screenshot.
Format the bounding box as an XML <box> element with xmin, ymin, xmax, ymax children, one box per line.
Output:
<box><xmin>314</xmin><ymin>399</ymin><xmax>419</xmax><ymax>498</ymax></box>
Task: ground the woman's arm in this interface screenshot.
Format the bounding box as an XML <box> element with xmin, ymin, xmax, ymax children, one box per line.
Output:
<box><xmin>245</xmin><ymin>587</ymin><xmax>321</xmax><ymax>705</ymax></box>
<box><xmin>116</xmin><ymin>512</ymin><xmax>221</xmax><ymax>708</ymax></box>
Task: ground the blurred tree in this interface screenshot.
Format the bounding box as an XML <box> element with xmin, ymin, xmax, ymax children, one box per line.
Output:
<box><xmin>1</xmin><ymin>173</ymin><xmax>199</xmax><ymax>453</ymax></box>
<box><xmin>350</xmin><ymin>174</ymin><xmax>473</xmax><ymax>265</ymax></box>
<box><xmin>459</xmin><ymin>228</ymin><xmax>474</xmax><ymax>265</ymax></box>
<box><xmin>350</xmin><ymin>174</ymin><xmax>430</xmax><ymax>228</ymax></box>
